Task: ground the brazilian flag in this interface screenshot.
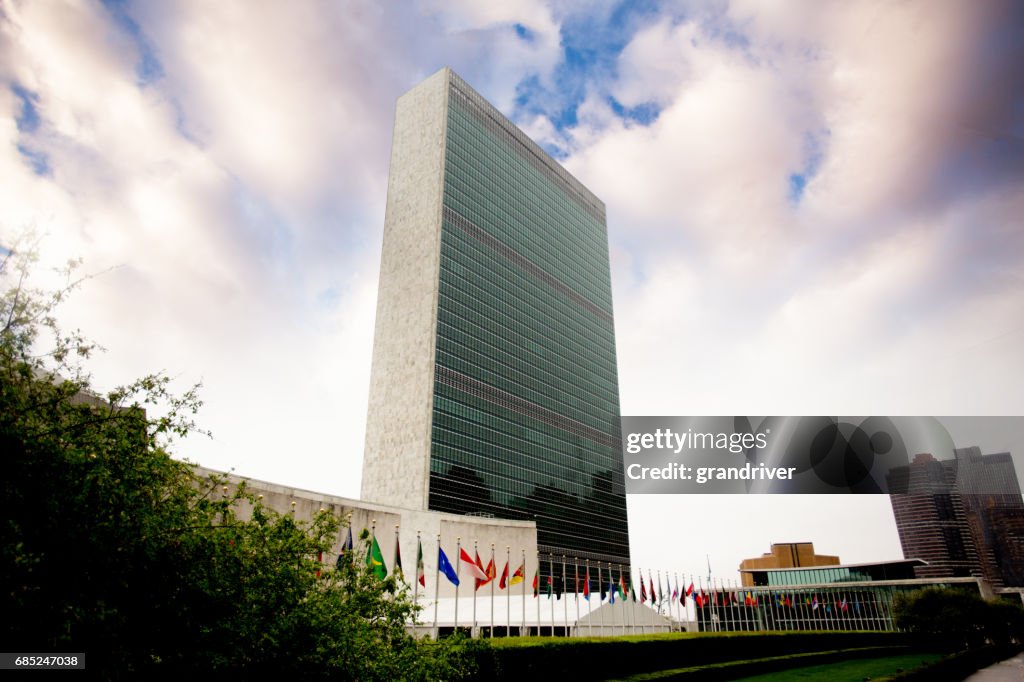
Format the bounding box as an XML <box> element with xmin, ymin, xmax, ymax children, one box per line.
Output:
<box><xmin>366</xmin><ymin>535</ymin><xmax>387</xmax><ymax>579</ymax></box>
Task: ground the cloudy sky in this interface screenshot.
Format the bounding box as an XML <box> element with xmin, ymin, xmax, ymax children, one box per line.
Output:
<box><xmin>3</xmin><ymin>0</ymin><xmax>1023</xmax><ymax>584</ymax></box>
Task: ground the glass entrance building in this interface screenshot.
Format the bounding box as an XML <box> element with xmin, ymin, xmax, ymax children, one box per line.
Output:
<box><xmin>362</xmin><ymin>68</ymin><xmax>631</xmax><ymax>570</ymax></box>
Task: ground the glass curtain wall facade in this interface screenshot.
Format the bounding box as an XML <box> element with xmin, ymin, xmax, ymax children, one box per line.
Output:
<box><xmin>428</xmin><ymin>72</ymin><xmax>630</xmax><ymax>569</ymax></box>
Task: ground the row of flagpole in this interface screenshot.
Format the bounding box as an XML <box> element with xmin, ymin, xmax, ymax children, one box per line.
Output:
<box><xmin>342</xmin><ymin>520</ymin><xmax>897</xmax><ymax>636</ymax></box>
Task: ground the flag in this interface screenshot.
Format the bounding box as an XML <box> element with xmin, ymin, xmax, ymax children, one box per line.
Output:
<box><xmin>650</xmin><ymin>577</ymin><xmax>656</xmax><ymax>605</ymax></box>
<box><xmin>620</xmin><ymin>571</ymin><xmax>628</xmax><ymax>601</ymax></box>
<box><xmin>366</xmin><ymin>535</ymin><xmax>387</xmax><ymax>579</ymax></box>
<box><xmin>394</xmin><ymin>540</ymin><xmax>403</xmax><ymax>579</ymax></box>
<box><xmin>532</xmin><ymin>571</ymin><xmax>539</xmax><ymax>597</ymax></box>
<box><xmin>630</xmin><ymin>582</ymin><xmax>637</xmax><ymax>603</ymax></box>
<box><xmin>336</xmin><ymin>526</ymin><xmax>354</xmax><ymax>568</ymax></box>
<box><xmin>510</xmin><ymin>563</ymin><xmax>525</xmax><ymax>585</ymax></box>
<box><xmin>499</xmin><ymin>561</ymin><xmax>509</xmax><ymax>589</ymax></box>
<box><xmin>546</xmin><ymin>573</ymin><xmax>553</xmax><ymax>599</ymax></box>
<box><xmin>695</xmin><ymin>591</ymin><xmax>705</xmax><ymax>608</ymax></box>
<box><xmin>640</xmin><ymin>578</ymin><xmax>647</xmax><ymax>603</ymax></box>
<box><xmin>438</xmin><ymin>546</ymin><xmax>459</xmax><ymax>586</ymax></box>
<box><xmin>840</xmin><ymin>598</ymin><xmax>848</xmax><ymax>612</ymax></box>
<box><xmin>416</xmin><ymin>538</ymin><xmax>426</xmax><ymax>587</ymax></box>
<box><xmin>460</xmin><ymin>548</ymin><xmax>489</xmax><ymax>581</ymax></box>
<box><xmin>812</xmin><ymin>596</ymin><xmax>819</xmax><ymax>611</ymax></box>
<box><xmin>475</xmin><ymin>553</ymin><xmax>494</xmax><ymax>590</ymax></box>
<box><xmin>583</xmin><ymin>570</ymin><xmax>591</xmax><ymax>601</ymax></box>
<box><xmin>608</xmin><ymin>579</ymin><xmax>615</xmax><ymax>604</ymax></box>
<box><xmin>686</xmin><ymin>582</ymin><xmax>694</xmax><ymax>597</ymax></box>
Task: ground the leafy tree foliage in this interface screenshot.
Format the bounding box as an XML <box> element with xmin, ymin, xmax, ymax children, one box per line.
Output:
<box><xmin>0</xmin><ymin>244</ymin><xmax>485</xmax><ymax>679</ymax></box>
<box><xmin>893</xmin><ymin>586</ymin><xmax>1024</xmax><ymax>650</ymax></box>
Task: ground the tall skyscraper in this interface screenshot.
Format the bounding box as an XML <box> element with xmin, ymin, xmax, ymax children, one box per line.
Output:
<box><xmin>888</xmin><ymin>447</ymin><xmax>1024</xmax><ymax>589</ymax></box>
<box><xmin>361</xmin><ymin>68</ymin><xmax>631</xmax><ymax>569</ymax></box>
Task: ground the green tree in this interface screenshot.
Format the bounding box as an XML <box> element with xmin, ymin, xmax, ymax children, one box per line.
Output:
<box><xmin>894</xmin><ymin>586</ymin><xmax>1024</xmax><ymax>651</ymax></box>
<box><xmin>0</xmin><ymin>243</ymin><xmax>485</xmax><ymax>679</ymax></box>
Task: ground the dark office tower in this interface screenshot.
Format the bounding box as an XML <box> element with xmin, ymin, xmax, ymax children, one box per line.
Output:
<box><xmin>361</xmin><ymin>68</ymin><xmax>631</xmax><ymax>568</ymax></box>
<box><xmin>955</xmin><ymin>447</ymin><xmax>1024</xmax><ymax>589</ymax></box>
<box><xmin>888</xmin><ymin>448</ymin><xmax>1024</xmax><ymax>588</ymax></box>
<box><xmin>887</xmin><ymin>453</ymin><xmax>980</xmax><ymax>580</ymax></box>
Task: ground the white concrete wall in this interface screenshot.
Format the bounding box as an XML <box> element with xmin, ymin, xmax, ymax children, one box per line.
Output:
<box><xmin>361</xmin><ymin>67</ymin><xmax>450</xmax><ymax>510</ymax></box>
<box><xmin>199</xmin><ymin>466</ymin><xmax>537</xmax><ymax>600</ymax></box>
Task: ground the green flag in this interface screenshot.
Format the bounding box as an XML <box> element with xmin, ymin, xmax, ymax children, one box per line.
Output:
<box><xmin>366</xmin><ymin>534</ymin><xmax>387</xmax><ymax>579</ymax></box>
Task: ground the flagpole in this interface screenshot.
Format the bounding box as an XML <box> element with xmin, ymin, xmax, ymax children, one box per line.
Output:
<box><xmin>370</xmin><ymin>518</ymin><xmax>376</xmax><ymax>573</ymax></box>
<box><xmin>455</xmin><ymin>537</ymin><xmax>461</xmax><ymax>634</ymax></box>
<box><xmin>612</xmin><ymin>563</ymin><xmax>619</xmax><ymax>635</ymax></box>
<box><xmin>739</xmin><ymin>579</ymin><xmax>749</xmax><ymax>631</ymax></box>
<box><xmin>504</xmin><ymin>546</ymin><xmax>510</xmax><ymax>637</ymax></box>
<box><xmin>412</xmin><ymin>530</ymin><xmax>420</xmax><ymax>636</ymax></box>
<box><xmin>562</xmin><ymin>555</ymin><xmax>568</xmax><ymax>636</ymax></box>
<box><xmin>471</xmin><ymin>540</ymin><xmax>479</xmax><ymax>638</ymax></box>
<box><xmin>573</xmin><ymin>557</ymin><xmax>580</xmax><ymax>637</ymax></box>
<box><xmin>548</xmin><ymin>554</ymin><xmax>554</xmax><ymax>636</ymax></box>
<box><xmin>638</xmin><ymin>568</ymin><xmax>645</xmax><ymax>634</ymax></box>
<box><xmin>535</xmin><ymin>551</ymin><xmax>540</xmax><ymax>636</ymax></box>
<box><xmin>610</xmin><ymin>561</ymin><xmax>618</xmax><ymax>634</ymax></box>
<box><xmin>696</xmin><ymin>573</ymin><xmax>704</xmax><ymax>630</ymax></box>
<box><xmin>521</xmin><ymin>549</ymin><xmax>526</xmax><ymax>635</ymax></box>
<box><xmin>600</xmin><ymin>562</ymin><xmax>608</xmax><ymax>635</ymax></box>
<box><xmin>616</xmin><ymin>565</ymin><xmax>623</xmax><ymax>635</ymax></box>
<box><xmin>584</xmin><ymin>558</ymin><xmax>592</xmax><ymax>636</ymax></box>
<box><xmin>490</xmin><ymin>543</ymin><xmax>496</xmax><ymax>639</ymax></box>
<box><xmin>622</xmin><ymin>565</ymin><xmax>630</xmax><ymax>634</ymax></box>
<box><xmin>434</xmin><ymin>534</ymin><xmax>441</xmax><ymax>639</ymax></box>
<box><xmin>605</xmin><ymin>563</ymin><xmax>611</xmax><ymax>634</ymax></box>
<box><xmin>394</xmin><ymin>524</ymin><xmax>401</xmax><ymax>582</ymax></box>
<box><xmin>672</xmin><ymin>572</ymin><xmax>679</xmax><ymax>632</ymax></box>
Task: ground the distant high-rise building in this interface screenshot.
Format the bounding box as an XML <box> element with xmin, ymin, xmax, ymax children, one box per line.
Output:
<box><xmin>887</xmin><ymin>447</ymin><xmax>1024</xmax><ymax>589</ymax></box>
<box><xmin>361</xmin><ymin>67</ymin><xmax>631</xmax><ymax>569</ymax></box>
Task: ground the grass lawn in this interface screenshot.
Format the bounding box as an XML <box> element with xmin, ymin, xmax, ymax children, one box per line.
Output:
<box><xmin>735</xmin><ymin>653</ymin><xmax>944</xmax><ymax>681</ymax></box>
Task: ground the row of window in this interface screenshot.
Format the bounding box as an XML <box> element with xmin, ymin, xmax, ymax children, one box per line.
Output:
<box><xmin>444</xmin><ymin>113</ymin><xmax>612</xmax><ymax>297</ymax></box>
<box><xmin>434</xmin><ymin>366</ymin><xmax>619</xmax><ymax>448</ymax></box>
<box><xmin>431</xmin><ymin>408</ymin><xmax>621</xmax><ymax>483</ymax></box>
<box><xmin>448</xmin><ymin>89</ymin><xmax>605</xmax><ymax>224</ymax></box>
<box><xmin>432</xmin><ymin>386</ymin><xmax>621</xmax><ymax>464</ymax></box>
<box><xmin>441</xmin><ymin>204</ymin><xmax>612</xmax><ymax>326</ymax></box>
<box><xmin>441</xmin><ymin>170</ymin><xmax>611</xmax><ymax>299</ymax></box>
<box><xmin>439</xmin><ymin>229</ymin><xmax>614</xmax><ymax>346</ymax></box>
<box><xmin>435</xmin><ymin>343</ymin><xmax>619</xmax><ymax>429</ymax></box>
<box><xmin>447</xmin><ymin>84</ymin><xmax>606</xmax><ymax>222</ymax></box>
<box><xmin>441</xmin><ymin>177</ymin><xmax>612</xmax><ymax>306</ymax></box>
<box><xmin>435</xmin><ymin>289</ymin><xmax>619</xmax><ymax>399</ymax></box>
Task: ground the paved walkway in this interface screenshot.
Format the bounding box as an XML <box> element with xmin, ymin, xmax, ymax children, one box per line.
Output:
<box><xmin>964</xmin><ymin>653</ymin><xmax>1024</xmax><ymax>681</ymax></box>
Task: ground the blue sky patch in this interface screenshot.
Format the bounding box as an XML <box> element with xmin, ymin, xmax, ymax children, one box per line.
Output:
<box><xmin>17</xmin><ymin>143</ymin><xmax>50</xmax><ymax>176</ymax></box>
<box><xmin>514</xmin><ymin>23</ymin><xmax>534</xmax><ymax>43</ymax></box>
<box><xmin>608</xmin><ymin>96</ymin><xmax>660</xmax><ymax>126</ymax></box>
<box><xmin>788</xmin><ymin>128</ymin><xmax>829</xmax><ymax>203</ymax></box>
<box><xmin>510</xmin><ymin>0</ymin><xmax>666</xmax><ymax>140</ymax></box>
<box><xmin>11</xmin><ymin>84</ymin><xmax>41</xmax><ymax>133</ymax></box>
<box><xmin>101</xmin><ymin>0</ymin><xmax>164</xmax><ymax>85</ymax></box>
